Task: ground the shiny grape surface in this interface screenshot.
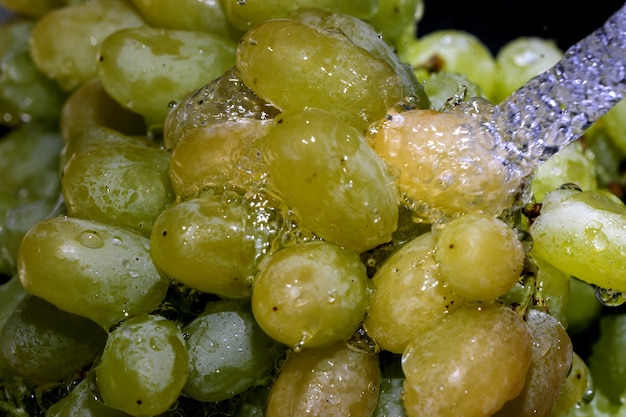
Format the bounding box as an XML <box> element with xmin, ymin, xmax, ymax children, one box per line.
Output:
<box><xmin>1</xmin><ymin>1</ymin><xmax>626</xmax><ymax>417</ymax></box>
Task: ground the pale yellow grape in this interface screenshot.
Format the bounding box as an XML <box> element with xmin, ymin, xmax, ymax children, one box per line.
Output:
<box><xmin>368</xmin><ymin>108</ymin><xmax>522</xmax><ymax>221</ymax></box>
<box><xmin>400</xmin><ymin>29</ymin><xmax>497</xmax><ymax>101</ymax></box>
<box><xmin>149</xmin><ymin>194</ymin><xmax>260</xmax><ymax>299</ymax></box>
<box><xmin>493</xmin><ymin>37</ymin><xmax>563</xmax><ymax>103</ymax></box>
<box><xmin>169</xmin><ymin>120</ymin><xmax>272</xmax><ymax>199</ymax></box>
<box><xmin>550</xmin><ymin>353</ymin><xmax>593</xmax><ymax>417</ymax></box>
<box><xmin>434</xmin><ymin>212</ymin><xmax>525</xmax><ymax>301</ymax></box>
<box><xmin>223</xmin><ymin>0</ymin><xmax>378</xmax><ymax>31</ymax></box>
<box><xmin>289</xmin><ymin>9</ymin><xmax>427</xmax><ymax>102</ymax></box>
<box><xmin>530</xmin><ymin>188</ymin><xmax>626</xmax><ymax>292</ymax></box>
<box><xmin>236</xmin><ymin>18</ymin><xmax>404</xmax><ymax>131</ymax></box>
<box><xmin>97</xmin><ymin>26</ymin><xmax>237</xmax><ymax>127</ymax></box>
<box><xmin>128</xmin><ymin>0</ymin><xmax>243</xmax><ymax>41</ymax></box>
<box><xmin>363</xmin><ymin>231</ymin><xmax>467</xmax><ymax>354</ymax></box>
<box><xmin>531</xmin><ymin>141</ymin><xmax>598</xmax><ymax>202</ymax></box>
<box><xmin>259</xmin><ymin>109</ymin><xmax>399</xmax><ymax>253</ymax></box>
<box><xmin>402</xmin><ymin>304</ymin><xmax>532</xmax><ymax>417</ymax></box>
<box><xmin>60</xmin><ymin>78</ymin><xmax>146</xmax><ymax>143</ymax></box>
<box><xmin>492</xmin><ymin>308</ymin><xmax>573</xmax><ymax>417</ymax></box>
<box><xmin>265</xmin><ymin>342</ymin><xmax>381</xmax><ymax>417</ymax></box>
<box><xmin>18</xmin><ymin>216</ymin><xmax>170</xmax><ymax>329</ymax></box>
<box><xmin>28</xmin><ymin>0</ymin><xmax>145</xmax><ymax>91</ymax></box>
<box><xmin>251</xmin><ymin>240</ymin><xmax>371</xmax><ymax>349</ymax></box>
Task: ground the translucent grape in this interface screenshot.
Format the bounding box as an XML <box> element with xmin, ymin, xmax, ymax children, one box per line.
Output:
<box><xmin>401</xmin><ymin>304</ymin><xmax>532</xmax><ymax>417</ymax></box>
<box><xmin>150</xmin><ymin>194</ymin><xmax>262</xmax><ymax>299</ymax></box>
<box><xmin>0</xmin><ymin>294</ymin><xmax>107</xmax><ymax>385</ymax></box>
<box><xmin>182</xmin><ymin>300</ymin><xmax>282</xmax><ymax>402</ymax></box>
<box><xmin>236</xmin><ymin>18</ymin><xmax>404</xmax><ymax>131</ymax></box>
<box><xmin>18</xmin><ymin>216</ymin><xmax>170</xmax><ymax>329</ymax></box>
<box><xmin>28</xmin><ymin>0</ymin><xmax>145</xmax><ymax>90</ymax></box>
<box><xmin>94</xmin><ymin>314</ymin><xmax>189</xmax><ymax>416</ymax></box>
<box><xmin>251</xmin><ymin>240</ymin><xmax>371</xmax><ymax>349</ymax></box>
<box><xmin>364</xmin><ymin>231</ymin><xmax>467</xmax><ymax>354</ymax></box>
<box><xmin>265</xmin><ymin>341</ymin><xmax>381</xmax><ymax>416</ymax></box>
<box><xmin>260</xmin><ymin>108</ymin><xmax>399</xmax><ymax>252</ymax></box>
<box><xmin>97</xmin><ymin>26</ymin><xmax>237</xmax><ymax>127</ymax></box>
<box><xmin>434</xmin><ymin>212</ymin><xmax>525</xmax><ymax>301</ymax></box>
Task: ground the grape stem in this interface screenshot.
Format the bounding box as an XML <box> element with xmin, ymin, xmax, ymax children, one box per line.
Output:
<box><xmin>486</xmin><ymin>2</ymin><xmax>626</xmax><ymax>176</ymax></box>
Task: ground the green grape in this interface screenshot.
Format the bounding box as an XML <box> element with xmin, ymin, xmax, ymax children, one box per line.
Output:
<box><xmin>0</xmin><ymin>123</ymin><xmax>63</xmax><ymax>202</ymax></box>
<box><xmin>0</xmin><ymin>0</ymin><xmax>64</xmax><ymax>17</ymax></box>
<box><xmin>551</xmin><ymin>352</ymin><xmax>593</xmax><ymax>417</ymax></box>
<box><xmin>587</xmin><ymin>313</ymin><xmax>626</xmax><ymax>406</ymax></box>
<box><xmin>591</xmin><ymin>97</ymin><xmax>626</xmax><ymax>156</ymax></box>
<box><xmin>93</xmin><ymin>314</ymin><xmax>189</xmax><ymax>416</ymax></box>
<box><xmin>566</xmin><ymin>277</ymin><xmax>603</xmax><ymax>335</ymax></box>
<box><xmin>583</xmin><ymin>121</ymin><xmax>625</xmax><ymax>190</ymax></box>
<box><xmin>163</xmin><ymin>67</ymin><xmax>281</xmax><ymax>151</ymax></box>
<box><xmin>222</xmin><ymin>0</ymin><xmax>378</xmax><ymax>31</ymax></box>
<box><xmin>0</xmin><ymin>19</ymin><xmax>67</xmax><ymax>126</ymax></box>
<box><xmin>374</xmin><ymin>358</ymin><xmax>407</xmax><ymax>417</ymax></box>
<box><xmin>128</xmin><ymin>0</ymin><xmax>243</xmax><ymax>41</ymax></box>
<box><xmin>61</xmin><ymin>132</ymin><xmax>174</xmax><ymax>236</ymax></box>
<box><xmin>265</xmin><ymin>341</ymin><xmax>381</xmax><ymax>417</ymax></box>
<box><xmin>0</xmin><ymin>275</ymin><xmax>27</xmax><ymax>379</ymax></box>
<box><xmin>368</xmin><ymin>108</ymin><xmax>522</xmax><ymax>221</ymax></box>
<box><xmin>18</xmin><ymin>216</ymin><xmax>171</xmax><ymax>329</ymax></box>
<box><xmin>531</xmin><ymin>141</ymin><xmax>598</xmax><ymax>203</ymax></box>
<box><xmin>367</xmin><ymin>0</ymin><xmax>424</xmax><ymax>52</ymax></box>
<box><xmin>0</xmin><ymin>294</ymin><xmax>107</xmax><ymax>385</ymax></box>
<box><xmin>29</xmin><ymin>0</ymin><xmax>145</xmax><ymax>91</ymax></box>
<box><xmin>530</xmin><ymin>188</ymin><xmax>626</xmax><ymax>292</ymax></box>
<box><xmin>168</xmin><ymin>120</ymin><xmax>271</xmax><ymax>199</ymax></box>
<box><xmin>259</xmin><ymin>109</ymin><xmax>399</xmax><ymax>253</ymax></box>
<box><xmin>400</xmin><ymin>29</ymin><xmax>497</xmax><ymax>101</ymax></box>
<box><xmin>251</xmin><ymin>240</ymin><xmax>371</xmax><ymax>349</ymax></box>
<box><xmin>422</xmin><ymin>71</ymin><xmax>486</xmax><ymax>111</ymax></box>
<box><xmin>1</xmin><ymin>197</ymin><xmax>64</xmax><ymax>278</ymax></box>
<box><xmin>60</xmin><ymin>78</ymin><xmax>147</xmax><ymax>143</ymax></box>
<box><xmin>493</xmin><ymin>37</ymin><xmax>563</xmax><ymax>103</ymax></box>
<box><xmin>401</xmin><ymin>304</ymin><xmax>532</xmax><ymax>417</ymax></box>
<box><xmin>45</xmin><ymin>378</ymin><xmax>133</xmax><ymax>417</ymax></box>
<box><xmin>150</xmin><ymin>194</ymin><xmax>266</xmax><ymax>299</ymax></box>
<box><xmin>97</xmin><ymin>26</ymin><xmax>237</xmax><ymax>128</ymax></box>
<box><xmin>236</xmin><ymin>18</ymin><xmax>405</xmax><ymax>131</ymax></box>
<box><xmin>60</xmin><ymin>126</ymin><xmax>154</xmax><ymax>173</ymax></box>
<box><xmin>532</xmin><ymin>256</ymin><xmax>570</xmax><ymax>327</ymax></box>
<box><xmin>492</xmin><ymin>308</ymin><xmax>573</xmax><ymax>417</ymax></box>
<box><xmin>363</xmin><ymin>231</ymin><xmax>467</xmax><ymax>354</ymax></box>
<box><xmin>182</xmin><ymin>300</ymin><xmax>282</xmax><ymax>402</ymax></box>
<box><xmin>434</xmin><ymin>212</ymin><xmax>525</xmax><ymax>302</ymax></box>
<box><xmin>289</xmin><ymin>9</ymin><xmax>428</xmax><ymax>103</ymax></box>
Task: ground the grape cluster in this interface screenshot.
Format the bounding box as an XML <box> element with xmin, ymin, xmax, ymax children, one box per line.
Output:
<box><xmin>1</xmin><ymin>1</ymin><xmax>625</xmax><ymax>416</ymax></box>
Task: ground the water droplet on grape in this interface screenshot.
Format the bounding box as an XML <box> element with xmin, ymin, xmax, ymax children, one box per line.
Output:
<box><xmin>596</xmin><ymin>287</ymin><xmax>626</xmax><ymax>307</ymax></box>
<box><xmin>77</xmin><ymin>230</ymin><xmax>104</xmax><ymax>248</ymax></box>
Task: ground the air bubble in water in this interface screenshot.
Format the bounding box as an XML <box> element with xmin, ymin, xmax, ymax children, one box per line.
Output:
<box><xmin>596</xmin><ymin>287</ymin><xmax>626</xmax><ymax>307</ymax></box>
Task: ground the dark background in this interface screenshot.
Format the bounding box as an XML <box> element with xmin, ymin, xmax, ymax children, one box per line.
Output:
<box><xmin>417</xmin><ymin>0</ymin><xmax>626</xmax><ymax>54</ymax></box>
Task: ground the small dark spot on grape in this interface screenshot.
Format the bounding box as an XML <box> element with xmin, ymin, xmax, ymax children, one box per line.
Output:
<box><xmin>393</xmin><ymin>6</ymin><xmax>400</xmax><ymax>13</ymax></box>
<box><xmin>197</xmin><ymin>99</ymin><xmax>204</xmax><ymax>105</ymax></box>
<box><xmin>448</xmin><ymin>244</ymin><xmax>454</xmax><ymax>249</ymax></box>
<box><xmin>162</xmin><ymin>230</ymin><xmax>167</xmax><ymax>236</ymax></box>
<box><xmin>98</xmin><ymin>55</ymin><xmax>104</xmax><ymax>62</ymax></box>
<box><xmin>277</xmin><ymin>118</ymin><xmax>284</xmax><ymax>124</ymax></box>
<box><xmin>136</xmin><ymin>400</ymin><xmax>143</xmax><ymax>405</ymax></box>
<box><xmin>272</xmin><ymin>306</ymin><xmax>278</xmax><ymax>311</ymax></box>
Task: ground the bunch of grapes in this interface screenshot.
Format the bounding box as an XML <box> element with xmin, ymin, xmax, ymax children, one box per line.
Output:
<box><xmin>1</xmin><ymin>1</ymin><xmax>626</xmax><ymax>416</ymax></box>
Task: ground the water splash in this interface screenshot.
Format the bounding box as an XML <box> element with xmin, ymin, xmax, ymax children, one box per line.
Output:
<box><xmin>483</xmin><ymin>4</ymin><xmax>626</xmax><ymax>178</ymax></box>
